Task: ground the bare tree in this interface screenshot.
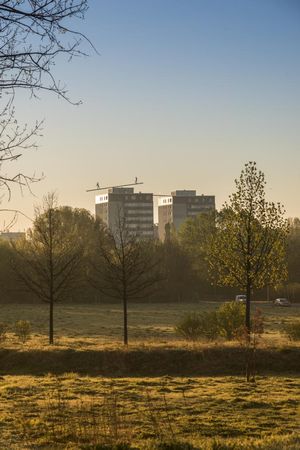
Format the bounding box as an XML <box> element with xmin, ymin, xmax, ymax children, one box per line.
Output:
<box><xmin>0</xmin><ymin>0</ymin><xmax>90</xmax><ymax>100</ymax></box>
<box><xmin>0</xmin><ymin>95</ymin><xmax>42</xmax><ymax>202</ymax></box>
<box><xmin>90</xmin><ymin>215</ymin><xmax>162</xmax><ymax>345</ymax></box>
<box><xmin>0</xmin><ymin>1</ymin><xmax>92</xmax><ymax>206</ymax></box>
<box><xmin>12</xmin><ymin>193</ymin><xmax>84</xmax><ymax>344</ymax></box>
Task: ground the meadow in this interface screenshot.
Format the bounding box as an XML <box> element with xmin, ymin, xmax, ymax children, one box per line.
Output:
<box><xmin>1</xmin><ymin>300</ymin><xmax>299</xmax><ymax>348</ymax></box>
<box><xmin>0</xmin><ymin>301</ymin><xmax>299</xmax><ymax>449</ymax></box>
<box><xmin>0</xmin><ymin>374</ymin><xmax>299</xmax><ymax>449</ymax></box>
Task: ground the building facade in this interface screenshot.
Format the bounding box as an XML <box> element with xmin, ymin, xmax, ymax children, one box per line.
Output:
<box><xmin>0</xmin><ymin>231</ymin><xmax>25</xmax><ymax>242</ymax></box>
<box><xmin>158</xmin><ymin>190</ymin><xmax>215</xmax><ymax>240</ymax></box>
<box><xmin>95</xmin><ymin>187</ymin><xmax>154</xmax><ymax>239</ymax></box>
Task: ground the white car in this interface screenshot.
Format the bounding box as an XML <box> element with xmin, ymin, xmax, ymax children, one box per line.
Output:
<box><xmin>274</xmin><ymin>298</ymin><xmax>291</xmax><ymax>307</ymax></box>
<box><xmin>235</xmin><ymin>295</ymin><xmax>247</xmax><ymax>304</ymax></box>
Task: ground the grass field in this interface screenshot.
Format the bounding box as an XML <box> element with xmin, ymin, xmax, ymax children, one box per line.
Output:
<box><xmin>1</xmin><ymin>301</ymin><xmax>299</xmax><ymax>348</ymax></box>
<box><xmin>0</xmin><ymin>302</ymin><xmax>299</xmax><ymax>449</ymax></box>
<box><xmin>0</xmin><ymin>374</ymin><xmax>299</xmax><ymax>449</ymax></box>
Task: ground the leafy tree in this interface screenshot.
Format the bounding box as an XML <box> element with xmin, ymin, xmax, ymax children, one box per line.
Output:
<box><xmin>160</xmin><ymin>236</ymin><xmax>197</xmax><ymax>302</ymax></box>
<box><xmin>178</xmin><ymin>211</ymin><xmax>216</xmax><ymax>296</ymax></box>
<box><xmin>287</xmin><ymin>218</ymin><xmax>300</xmax><ymax>283</ymax></box>
<box><xmin>12</xmin><ymin>194</ymin><xmax>84</xmax><ymax>344</ymax></box>
<box><xmin>208</xmin><ymin>162</ymin><xmax>288</xmax><ymax>330</ymax></box>
<box><xmin>0</xmin><ymin>239</ymin><xmax>20</xmax><ymax>301</ymax></box>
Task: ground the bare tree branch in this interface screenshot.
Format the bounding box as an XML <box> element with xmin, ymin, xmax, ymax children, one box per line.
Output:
<box><xmin>89</xmin><ymin>213</ymin><xmax>162</xmax><ymax>345</ymax></box>
<box><xmin>0</xmin><ymin>1</ymin><xmax>92</xmax><ymax>102</ymax></box>
<box><xmin>0</xmin><ymin>94</ymin><xmax>43</xmax><ymax>202</ymax></box>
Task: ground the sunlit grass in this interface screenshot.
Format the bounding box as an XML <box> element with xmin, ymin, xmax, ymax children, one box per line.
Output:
<box><xmin>0</xmin><ymin>301</ymin><xmax>299</xmax><ymax>349</ymax></box>
<box><xmin>0</xmin><ymin>374</ymin><xmax>299</xmax><ymax>449</ymax></box>
<box><xmin>0</xmin><ymin>302</ymin><xmax>299</xmax><ymax>448</ymax></box>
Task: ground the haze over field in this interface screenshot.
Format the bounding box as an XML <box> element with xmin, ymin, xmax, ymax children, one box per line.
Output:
<box><xmin>2</xmin><ymin>0</ymin><xmax>300</xmax><ymax>230</ymax></box>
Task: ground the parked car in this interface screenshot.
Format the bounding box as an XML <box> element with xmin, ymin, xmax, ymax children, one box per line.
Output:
<box><xmin>273</xmin><ymin>298</ymin><xmax>291</xmax><ymax>307</ymax></box>
<box><xmin>235</xmin><ymin>294</ymin><xmax>247</xmax><ymax>304</ymax></box>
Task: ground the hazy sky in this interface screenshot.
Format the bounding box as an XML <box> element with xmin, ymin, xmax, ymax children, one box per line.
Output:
<box><xmin>2</xmin><ymin>0</ymin><xmax>300</xmax><ymax>230</ymax></box>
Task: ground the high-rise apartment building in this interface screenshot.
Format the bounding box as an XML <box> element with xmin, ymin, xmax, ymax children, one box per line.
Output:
<box><xmin>0</xmin><ymin>231</ymin><xmax>25</xmax><ymax>242</ymax></box>
<box><xmin>158</xmin><ymin>190</ymin><xmax>215</xmax><ymax>240</ymax></box>
<box><xmin>95</xmin><ymin>187</ymin><xmax>154</xmax><ymax>239</ymax></box>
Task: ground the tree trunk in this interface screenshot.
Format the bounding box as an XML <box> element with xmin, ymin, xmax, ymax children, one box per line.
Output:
<box><xmin>246</xmin><ymin>282</ymin><xmax>251</xmax><ymax>332</ymax></box>
<box><xmin>49</xmin><ymin>299</ymin><xmax>54</xmax><ymax>345</ymax></box>
<box><xmin>49</xmin><ymin>207</ymin><xmax>54</xmax><ymax>345</ymax></box>
<box><xmin>123</xmin><ymin>291</ymin><xmax>128</xmax><ymax>345</ymax></box>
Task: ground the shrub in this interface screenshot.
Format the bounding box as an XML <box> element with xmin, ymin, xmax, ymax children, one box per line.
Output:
<box><xmin>175</xmin><ymin>302</ymin><xmax>247</xmax><ymax>342</ymax></box>
<box><xmin>0</xmin><ymin>322</ymin><xmax>9</xmax><ymax>342</ymax></box>
<box><xmin>175</xmin><ymin>311</ymin><xmax>219</xmax><ymax>341</ymax></box>
<box><xmin>283</xmin><ymin>322</ymin><xmax>300</xmax><ymax>341</ymax></box>
<box><xmin>217</xmin><ymin>302</ymin><xmax>245</xmax><ymax>340</ymax></box>
<box><xmin>14</xmin><ymin>320</ymin><xmax>31</xmax><ymax>343</ymax></box>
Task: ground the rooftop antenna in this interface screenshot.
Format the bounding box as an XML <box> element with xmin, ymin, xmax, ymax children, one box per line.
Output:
<box><xmin>86</xmin><ymin>178</ymin><xmax>144</xmax><ymax>193</ymax></box>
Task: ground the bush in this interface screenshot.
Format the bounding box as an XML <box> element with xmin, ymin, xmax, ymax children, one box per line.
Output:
<box><xmin>175</xmin><ymin>302</ymin><xmax>246</xmax><ymax>342</ymax></box>
<box><xmin>217</xmin><ymin>302</ymin><xmax>245</xmax><ymax>340</ymax></box>
<box><xmin>175</xmin><ymin>311</ymin><xmax>219</xmax><ymax>341</ymax></box>
<box><xmin>14</xmin><ymin>320</ymin><xmax>31</xmax><ymax>343</ymax></box>
<box><xmin>0</xmin><ymin>322</ymin><xmax>9</xmax><ymax>342</ymax></box>
<box><xmin>283</xmin><ymin>322</ymin><xmax>300</xmax><ymax>341</ymax></box>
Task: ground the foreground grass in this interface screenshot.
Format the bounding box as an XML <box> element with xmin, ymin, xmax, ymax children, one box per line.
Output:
<box><xmin>0</xmin><ymin>375</ymin><xmax>299</xmax><ymax>449</ymax></box>
<box><xmin>0</xmin><ymin>303</ymin><xmax>299</xmax><ymax>448</ymax></box>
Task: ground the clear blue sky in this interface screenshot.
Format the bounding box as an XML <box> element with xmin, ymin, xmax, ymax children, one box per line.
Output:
<box><xmin>3</xmin><ymin>0</ymin><xmax>300</xmax><ymax>230</ymax></box>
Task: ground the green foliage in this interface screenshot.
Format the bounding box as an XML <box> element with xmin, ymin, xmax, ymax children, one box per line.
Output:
<box><xmin>217</xmin><ymin>302</ymin><xmax>245</xmax><ymax>340</ymax></box>
<box><xmin>179</xmin><ymin>212</ymin><xmax>216</xmax><ymax>281</ymax></box>
<box><xmin>0</xmin><ymin>241</ymin><xmax>27</xmax><ymax>303</ymax></box>
<box><xmin>283</xmin><ymin>322</ymin><xmax>300</xmax><ymax>341</ymax></box>
<box><xmin>176</xmin><ymin>302</ymin><xmax>246</xmax><ymax>341</ymax></box>
<box><xmin>159</xmin><ymin>238</ymin><xmax>197</xmax><ymax>302</ymax></box>
<box><xmin>11</xmin><ymin>195</ymin><xmax>100</xmax><ymax>344</ymax></box>
<box><xmin>175</xmin><ymin>311</ymin><xmax>219</xmax><ymax>341</ymax></box>
<box><xmin>287</xmin><ymin>218</ymin><xmax>300</xmax><ymax>284</ymax></box>
<box><xmin>207</xmin><ymin>162</ymin><xmax>288</xmax><ymax>293</ymax></box>
<box><xmin>0</xmin><ymin>321</ymin><xmax>8</xmax><ymax>342</ymax></box>
<box><xmin>12</xmin><ymin>195</ymin><xmax>87</xmax><ymax>305</ymax></box>
<box><xmin>14</xmin><ymin>320</ymin><xmax>31</xmax><ymax>343</ymax></box>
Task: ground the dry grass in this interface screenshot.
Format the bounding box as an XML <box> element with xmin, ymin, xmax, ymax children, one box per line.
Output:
<box><xmin>0</xmin><ymin>302</ymin><xmax>299</xmax><ymax>448</ymax></box>
<box><xmin>0</xmin><ymin>301</ymin><xmax>299</xmax><ymax>349</ymax></box>
<box><xmin>0</xmin><ymin>374</ymin><xmax>299</xmax><ymax>449</ymax></box>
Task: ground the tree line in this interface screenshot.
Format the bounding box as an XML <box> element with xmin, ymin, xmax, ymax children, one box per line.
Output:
<box><xmin>0</xmin><ymin>162</ymin><xmax>299</xmax><ymax>343</ymax></box>
<box><xmin>1</xmin><ymin>166</ymin><xmax>299</xmax><ymax>311</ymax></box>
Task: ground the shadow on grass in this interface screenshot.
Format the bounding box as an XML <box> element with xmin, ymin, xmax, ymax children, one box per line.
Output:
<box><xmin>0</xmin><ymin>346</ymin><xmax>299</xmax><ymax>377</ymax></box>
